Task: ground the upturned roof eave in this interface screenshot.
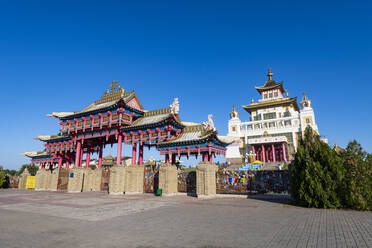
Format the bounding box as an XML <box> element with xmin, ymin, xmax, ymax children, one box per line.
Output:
<box><xmin>242</xmin><ymin>97</ymin><xmax>299</xmax><ymax>113</ymax></box>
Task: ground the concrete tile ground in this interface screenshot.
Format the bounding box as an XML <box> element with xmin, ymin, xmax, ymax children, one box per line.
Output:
<box><xmin>0</xmin><ymin>189</ymin><xmax>371</xmax><ymax>248</ymax></box>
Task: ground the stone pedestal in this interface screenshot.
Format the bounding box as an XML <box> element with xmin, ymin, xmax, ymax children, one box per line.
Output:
<box><xmin>35</xmin><ymin>169</ymin><xmax>48</xmax><ymax>191</ymax></box>
<box><xmin>67</xmin><ymin>167</ymin><xmax>84</xmax><ymax>193</ymax></box>
<box><xmin>159</xmin><ymin>164</ymin><xmax>178</xmax><ymax>196</ymax></box>
<box><xmin>109</xmin><ymin>166</ymin><xmax>126</xmax><ymax>195</ymax></box>
<box><xmin>83</xmin><ymin>168</ymin><xmax>102</xmax><ymax>192</ymax></box>
<box><xmin>196</xmin><ymin>162</ymin><xmax>218</xmax><ymax>198</ymax></box>
<box><xmin>47</xmin><ymin>169</ymin><xmax>59</xmax><ymax>191</ymax></box>
<box><xmin>124</xmin><ymin>165</ymin><xmax>144</xmax><ymax>194</ymax></box>
<box><xmin>18</xmin><ymin>167</ymin><xmax>31</xmax><ymax>189</ymax></box>
<box><xmin>44</xmin><ymin>169</ymin><xmax>53</xmax><ymax>190</ymax></box>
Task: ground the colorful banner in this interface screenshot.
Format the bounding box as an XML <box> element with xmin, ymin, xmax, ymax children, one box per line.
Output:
<box><xmin>26</xmin><ymin>176</ymin><xmax>36</xmax><ymax>189</ymax></box>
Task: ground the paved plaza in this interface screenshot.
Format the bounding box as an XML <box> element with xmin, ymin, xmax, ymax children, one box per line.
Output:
<box><xmin>0</xmin><ymin>190</ymin><xmax>371</xmax><ymax>248</ymax></box>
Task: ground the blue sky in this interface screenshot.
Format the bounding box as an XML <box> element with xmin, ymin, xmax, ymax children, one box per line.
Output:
<box><xmin>0</xmin><ymin>0</ymin><xmax>371</xmax><ymax>169</ymax></box>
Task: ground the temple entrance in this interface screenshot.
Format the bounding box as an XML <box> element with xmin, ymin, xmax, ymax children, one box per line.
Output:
<box><xmin>101</xmin><ymin>168</ymin><xmax>110</xmax><ymax>191</ymax></box>
<box><xmin>144</xmin><ymin>166</ymin><xmax>159</xmax><ymax>193</ymax></box>
<box><xmin>178</xmin><ymin>170</ymin><xmax>196</xmax><ymax>196</ymax></box>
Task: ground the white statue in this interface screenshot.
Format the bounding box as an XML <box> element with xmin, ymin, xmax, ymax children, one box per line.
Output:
<box><xmin>203</xmin><ymin>114</ymin><xmax>216</xmax><ymax>131</ymax></box>
<box><xmin>170</xmin><ymin>98</ymin><xmax>179</xmax><ymax>114</ymax></box>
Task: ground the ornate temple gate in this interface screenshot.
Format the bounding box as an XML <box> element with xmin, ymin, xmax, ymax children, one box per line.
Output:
<box><xmin>24</xmin><ymin>81</ymin><xmax>230</xmax><ymax>195</ymax></box>
<box><xmin>57</xmin><ymin>168</ymin><xmax>70</xmax><ymax>190</ymax></box>
<box><xmin>100</xmin><ymin>168</ymin><xmax>110</xmax><ymax>191</ymax></box>
<box><xmin>177</xmin><ymin>170</ymin><xmax>196</xmax><ymax>195</ymax></box>
<box><xmin>144</xmin><ymin>166</ymin><xmax>159</xmax><ymax>193</ymax></box>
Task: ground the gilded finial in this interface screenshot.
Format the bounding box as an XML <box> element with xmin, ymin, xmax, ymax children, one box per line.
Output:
<box><xmin>267</xmin><ymin>67</ymin><xmax>273</xmax><ymax>80</ymax></box>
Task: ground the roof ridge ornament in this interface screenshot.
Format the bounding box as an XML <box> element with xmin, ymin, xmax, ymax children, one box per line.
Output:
<box><xmin>170</xmin><ymin>98</ymin><xmax>179</xmax><ymax>115</ymax></box>
<box><xmin>203</xmin><ymin>114</ymin><xmax>216</xmax><ymax>132</ymax></box>
<box><xmin>267</xmin><ymin>67</ymin><xmax>273</xmax><ymax>80</ymax></box>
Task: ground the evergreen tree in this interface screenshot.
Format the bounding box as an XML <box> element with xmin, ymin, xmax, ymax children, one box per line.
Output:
<box><xmin>291</xmin><ymin>127</ymin><xmax>344</xmax><ymax>208</ymax></box>
<box><xmin>340</xmin><ymin>141</ymin><xmax>372</xmax><ymax>210</ymax></box>
<box><xmin>0</xmin><ymin>166</ymin><xmax>6</xmax><ymax>188</ymax></box>
<box><xmin>17</xmin><ymin>164</ymin><xmax>38</xmax><ymax>176</ymax></box>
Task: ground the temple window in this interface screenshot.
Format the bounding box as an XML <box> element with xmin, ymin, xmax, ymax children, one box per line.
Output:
<box><xmin>274</xmin><ymin>91</ymin><xmax>278</xmax><ymax>97</ymax></box>
<box><xmin>269</xmin><ymin>122</ymin><xmax>275</xmax><ymax>128</ymax></box>
<box><xmin>269</xmin><ymin>93</ymin><xmax>273</xmax><ymax>98</ymax></box>
<box><xmin>254</xmin><ymin>124</ymin><xmax>260</xmax><ymax>129</ymax></box>
<box><xmin>284</xmin><ymin>120</ymin><xmax>292</xmax><ymax>126</ymax></box>
<box><xmin>253</xmin><ymin>114</ymin><xmax>262</xmax><ymax>121</ymax></box>
<box><xmin>248</xmin><ymin>125</ymin><xmax>253</xmax><ymax>130</ymax></box>
<box><xmin>231</xmin><ymin>126</ymin><xmax>236</xmax><ymax>132</ymax></box>
<box><xmin>263</xmin><ymin>94</ymin><xmax>267</xmax><ymax>99</ymax></box>
<box><xmin>283</xmin><ymin>110</ymin><xmax>291</xmax><ymax>117</ymax></box>
<box><xmin>263</xmin><ymin>112</ymin><xmax>276</xmax><ymax>120</ymax></box>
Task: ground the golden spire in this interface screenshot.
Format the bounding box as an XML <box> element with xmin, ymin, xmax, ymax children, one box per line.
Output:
<box><xmin>267</xmin><ymin>67</ymin><xmax>273</xmax><ymax>80</ymax></box>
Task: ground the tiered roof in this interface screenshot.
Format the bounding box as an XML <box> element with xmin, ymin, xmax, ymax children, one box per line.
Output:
<box><xmin>254</xmin><ymin>67</ymin><xmax>285</xmax><ymax>94</ymax></box>
<box><xmin>48</xmin><ymin>81</ymin><xmax>144</xmax><ymax>120</ymax></box>
<box><xmin>157</xmin><ymin>124</ymin><xmax>228</xmax><ymax>148</ymax></box>
<box><xmin>243</xmin><ymin>97</ymin><xmax>299</xmax><ymax>113</ymax></box>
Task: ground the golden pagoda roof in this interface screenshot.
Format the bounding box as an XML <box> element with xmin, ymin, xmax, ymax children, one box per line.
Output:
<box><xmin>48</xmin><ymin>81</ymin><xmax>144</xmax><ymax>119</ymax></box>
<box><xmin>242</xmin><ymin>97</ymin><xmax>299</xmax><ymax>113</ymax></box>
<box><xmin>254</xmin><ymin>67</ymin><xmax>285</xmax><ymax>93</ymax></box>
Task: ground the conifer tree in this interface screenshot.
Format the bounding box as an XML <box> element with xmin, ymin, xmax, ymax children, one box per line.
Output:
<box><xmin>341</xmin><ymin>141</ymin><xmax>372</xmax><ymax>210</ymax></box>
<box><xmin>291</xmin><ymin>127</ymin><xmax>344</xmax><ymax>208</ymax></box>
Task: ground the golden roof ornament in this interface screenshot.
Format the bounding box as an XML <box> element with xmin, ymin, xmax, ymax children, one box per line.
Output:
<box><xmin>230</xmin><ymin>104</ymin><xmax>239</xmax><ymax>119</ymax></box>
<box><xmin>97</xmin><ymin>81</ymin><xmax>125</xmax><ymax>104</ymax></box>
<box><xmin>267</xmin><ymin>67</ymin><xmax>273</xmax><ymax>80</ymax></box>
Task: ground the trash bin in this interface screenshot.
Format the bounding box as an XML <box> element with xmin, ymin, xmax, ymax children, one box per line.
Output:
<box><xmin>156</xmin><ymin>188</ymin><xmax>162</xmax><ymax>196</ymax></box>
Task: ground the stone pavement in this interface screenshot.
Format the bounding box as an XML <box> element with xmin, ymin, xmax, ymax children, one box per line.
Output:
<box><xmin>0</xmin><ymin>190</ymin><xmax>371</xmax><ymax>248</ymax></box>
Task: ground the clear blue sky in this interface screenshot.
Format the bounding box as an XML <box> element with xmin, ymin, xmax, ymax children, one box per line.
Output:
<box><xmin>0</xmin><ymin>0</ymin><xmax>371</xmax><ymax>170</ymax></box>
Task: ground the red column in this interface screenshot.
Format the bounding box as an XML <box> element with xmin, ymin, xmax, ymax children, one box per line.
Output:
<box><xmin>75</xmin><ymin>141</ymin><xmax>81</xmax><ymax>167</ymax></box>
<box><xmin>171</xmin><ymin>154</ymin><xmax>176</xmax><ymax>164</ymax></box>
<box><xmin>86</xmin><ymin>149</ymin><xmax>91</xmax><ymax>168</ymax></box>
<box><xmin>79</xmin><ymin>147</ymin><xmax>83</xmax><ymax>167</ymax></box>
<box><xmin>117</xmin><ymin>134</ymin><xmax>123</xmax><ymax>165</ymax></box>
<box><xmin>282</xmin><ymin>143</ymin><xmax>287</xmax><ymax>162</ymax></box>
<box><xmin>98</xmin><ymin>143</ymin><xmax>103</xmax><ymax>168</ymax></box>
<box><xmin>66</xmin><ymin>160</ymin><xmax>70</xmax><ymax>169</ymax></box>
<box><xmin>262</xmin><ymin>144</ymin><xmax>266</xmax><ymax>162</ymax></box>
<box><xmin>58</xmin><ymin>155</ymin><xmax>62</xmax><ymax>168</ymax></box>
<box><xmin>165</xmin><ymin>154</ymin><xmax>170</xmax><ymax>163</ymax></box>
<box><xmin>202</xmin><ymin>152</ymin><xmax>208</xmax><ymax>162</ymax></box>
<box><xmin>208</xmin><ymin>152</ymin><xmax>213</xmax><ymax>163</ymax></box>
<box><xmin>272</xmin><ymin>144</ymin><xmax>276</xmax><ymax>162</ymax></box>
<box><xmin>132</xmin><ymin>143</ymin><xmax>137</xmax><ymax>165</ymax></box>
<box><xmin>138</xmin><ymin>143</ymin><xmax>144</xmax><ymax>165</ymax></box>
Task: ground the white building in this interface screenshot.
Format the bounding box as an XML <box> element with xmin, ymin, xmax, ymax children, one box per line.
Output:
<box><xmin>226</xmin><ymin>68</ymin><xmax>319</xmax><ymax>166</ymax></box>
